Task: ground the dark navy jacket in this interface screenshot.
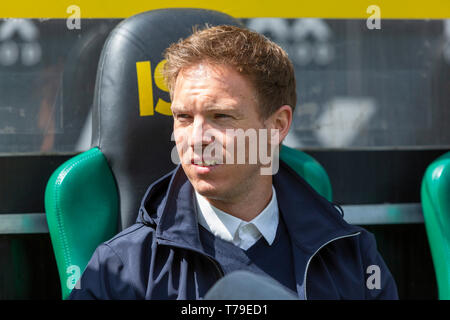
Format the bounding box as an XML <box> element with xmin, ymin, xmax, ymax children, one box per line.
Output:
<box><xmin>69</xmin><ymin>160</ymin><xmax>398</xmax><ymax>300</ymax></box>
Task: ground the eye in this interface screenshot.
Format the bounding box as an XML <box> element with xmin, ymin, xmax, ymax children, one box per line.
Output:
<box><xmin>175</xmin><ymin>113</ymin><xmax>192</xmax><ymax>121</ymax></box>
<box><xmin>214</xmin><ymin>113</ymin><xmax>232</xmax><ymax>119</ymax></box>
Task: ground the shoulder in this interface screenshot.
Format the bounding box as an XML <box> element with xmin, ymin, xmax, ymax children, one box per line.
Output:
<box><xmin>101</xmin><ymin>222</ymin><xmax>157</xmax><ymax>263</ymax></box>
<box><xmin>352</xmin><ymin>227</ymin><xmax>383</xmax><ymax>259</ymax></box>
<box><xmin>327</xmin><ymin>226</ymin><xmax>384</xmax><ymax>264</ymax></box>
<box><xmin>341</xmin><ymin>227</ymin><xmax>399</xmax><ymax>299</ymax></box>
<box><xmin>69</xmin><ymin>223</ymin><xmax>156</xmax><ymax>300</ymax></box>
<box><xmin>309</xmin><ymin>227</ymin><xmax>398</xmax><ymax>299</ymax></box>
<box><xmin>86</xmin><ymin>222</ymin><xmax>158</xmax><ymax>284</ymax></box>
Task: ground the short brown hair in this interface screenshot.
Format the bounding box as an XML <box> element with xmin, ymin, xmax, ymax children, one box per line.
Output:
<box><xmin>163</xmin><ymin>25</ymin><xmax>297</xmax><ymax>119</ymax></box>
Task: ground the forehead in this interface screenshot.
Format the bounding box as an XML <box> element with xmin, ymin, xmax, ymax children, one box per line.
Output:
<box><xmin>173</xmin><ymin>63</ymin><xmax>258</xmax><ymax>105</ymax></box>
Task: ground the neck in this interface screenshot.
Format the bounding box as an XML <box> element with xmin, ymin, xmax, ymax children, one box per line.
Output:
<box><xmin>204</xmin><ymin>176</ymin><xmax>273</xmax><ymax>222</ymax></box>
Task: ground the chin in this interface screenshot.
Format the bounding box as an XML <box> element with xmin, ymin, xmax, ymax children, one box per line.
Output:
<box><xmin>187</xmin><ymin>175</ymin><xmax>227</xmax><ymax>201</ymax></box>
<box><xmin>191</xmin><ymin>180</ymin><xmax>221</xmax><ymax>197</ymax></box>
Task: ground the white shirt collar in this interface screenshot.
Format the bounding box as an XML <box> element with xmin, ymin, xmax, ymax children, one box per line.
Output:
<box><xmin>195</xmin><ymin>186</ymin><xmax>279</xmax><ymax>250</ymax></box>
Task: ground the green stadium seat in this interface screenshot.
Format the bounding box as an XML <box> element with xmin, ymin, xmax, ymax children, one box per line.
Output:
<box><xmin>421</xmin><ymin>151</ymin><xmax>450</xmax><ymax>299</ymax></box>
<box><xmin>45</xmin><ymin>148</ymin><xmax>118</xmax><ymax>299</ymax></box>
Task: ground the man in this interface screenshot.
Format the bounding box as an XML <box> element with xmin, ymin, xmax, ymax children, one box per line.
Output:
<box><xmin>69</xmin><ymin>25</ymin><xmax>398</xmax><ymax>299</ymax></box>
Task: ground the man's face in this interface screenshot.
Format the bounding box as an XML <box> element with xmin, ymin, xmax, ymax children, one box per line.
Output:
<box><xmin>171</xmin><ymin>63</ymin><xmax>272</xmax><ymax>201</ymax></box>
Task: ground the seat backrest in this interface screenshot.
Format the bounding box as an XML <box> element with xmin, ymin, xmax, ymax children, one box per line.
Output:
<box><xmin>421</xmin><ymin>151</ymin><xmax>450</xmax><ymax>299</ymax></box>
<box><xmin>45</xmin><ymin>8</ymin><xmax>332</xmax><ymax>299</ymax></box>
<box><xmin>280</xmin><ymin>144</ymin><xmax>332</xmax><ymax>201</ymax></box>
<box><xmin>58</xmin><ymin>23</ymin><xmax>114</xmax><ymax>149</ymax></box>
<box><xmin>45</xmin><ymin>148</ymin><xmax>118</xmax><ymax>299</ymax></box>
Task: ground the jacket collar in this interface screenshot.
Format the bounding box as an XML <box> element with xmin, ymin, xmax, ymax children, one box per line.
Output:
<box><xmin>138</xmin><ymin>160</ymin><xmax>361</xmax><ymax>256</ymax></box>
<box><xmin>138</xmin><ymin>164</ymin><xmax>205</xmax><ymax>252</ymax></box>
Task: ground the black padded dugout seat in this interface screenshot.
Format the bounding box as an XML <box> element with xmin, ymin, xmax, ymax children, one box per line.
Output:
<box><xmin>60</xmin><ymin>23</ymin><xmax>115</xmax><ymax>150</ymax></box>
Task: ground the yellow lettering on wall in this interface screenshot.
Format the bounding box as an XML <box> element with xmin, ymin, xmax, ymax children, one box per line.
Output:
<box><xmin>136</xmin><ymin>59</ymin><xmax>172</xmax><ymax>116</ymax></box>
<box><xmin>155</xmin><ymin>99</ymin><xmax>172</xmax><ymax>116</ymax></box>
<box><xmin>154</xmin><ymin>60</ymin><xmax>168</xmax><ymax>92</ymax></box>
<box><xmin>154</xmin><ymin>60</ymin><xmax>172</xmax><ymax>116</ymax></box>
<box><xmin>136</xmin><ymin>61</ymin><xmax>154</xmax><ymax>116</ymax></box>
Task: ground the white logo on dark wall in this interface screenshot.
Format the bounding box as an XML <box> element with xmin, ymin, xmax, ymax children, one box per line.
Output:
<box><xmin>0</xmin><ymin>19</ymin><xmax>42</xmax><ymax>66</ymax></box>
<box><xmin>247</xmin><ymin>18</ymin><xmax>334</xmax><ymax>66</ymax></box>
<box><xmin>291</xmin><ymin>19</ymin><xmax>334</xmax><ymax>66</ymax></box>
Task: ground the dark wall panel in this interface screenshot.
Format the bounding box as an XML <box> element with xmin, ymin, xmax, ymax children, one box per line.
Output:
<box><xmin>309</xmin><ymin>149</ymin><xmax>449</xmax><ymax>204</ymax></box>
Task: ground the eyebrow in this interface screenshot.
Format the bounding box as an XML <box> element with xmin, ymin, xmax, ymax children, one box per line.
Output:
<box><xmin>171</xmin><ymin>105</ymin><xmax>244</xmax><ymax>117</ymax></box>
<box><xmin>170</xmin><ymin>105</ymin><xmax>189</xmax><ymax>113</ymax></box>
<box><xmin>205</xmin><ymin>106</ymin><xmax>243</xmax><ymax>116</ymax></box>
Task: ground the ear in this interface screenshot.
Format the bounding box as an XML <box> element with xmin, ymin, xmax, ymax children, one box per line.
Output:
<box><xmin>264</xmin><ymin>105</ymin><xmax>293</xmax><ymax>145</ymax></box>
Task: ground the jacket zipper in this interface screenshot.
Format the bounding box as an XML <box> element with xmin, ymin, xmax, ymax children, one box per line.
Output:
<box><xmin>205</xmin><ymin>255</ymin><xmax>225</xmax><ymax>279</ymax></box>
<box><xmin>303</xmin><ymin>231</ymin><xmax>361</xmax><ymax>300</ymax></box>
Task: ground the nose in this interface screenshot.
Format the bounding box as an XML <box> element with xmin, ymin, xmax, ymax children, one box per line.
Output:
<box><xmin>189</xmin><ymin>116</ymin><xmax>214</xmax><ymax>151</ymax></box>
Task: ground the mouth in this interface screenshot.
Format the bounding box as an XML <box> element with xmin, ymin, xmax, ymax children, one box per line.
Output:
<box><xmin>191</xmin><ymin>159</ymin><xmax>219</xmax><ymax>167</ymax></box>
<box><xmin>190</xmin><ymin>158</ymin><xmax>222</xmax><ymax>173</ymax></box>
